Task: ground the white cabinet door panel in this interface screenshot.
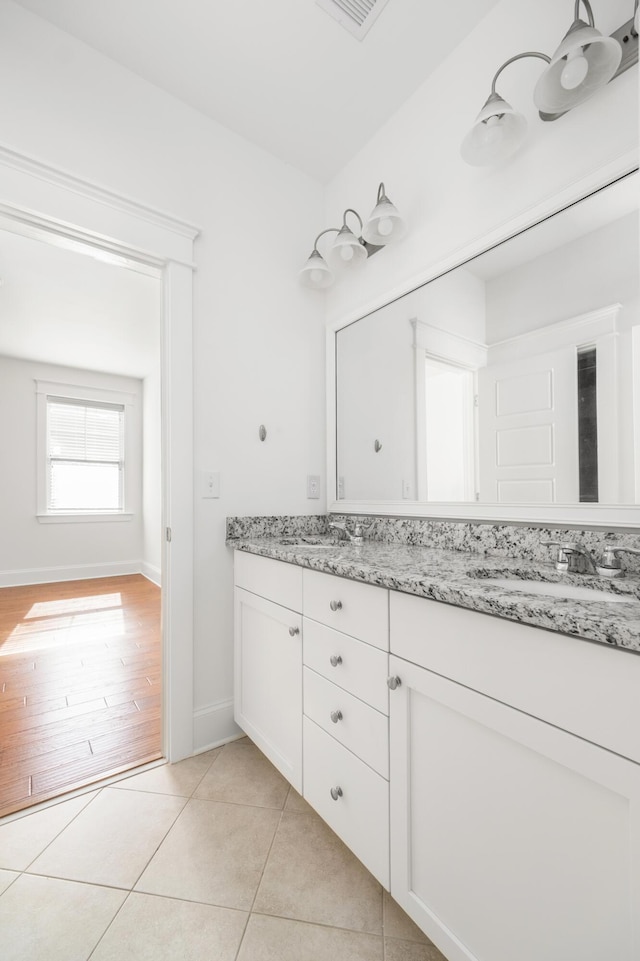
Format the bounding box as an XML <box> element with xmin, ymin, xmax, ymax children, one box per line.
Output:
<box><xmin>234</xmin><ymin>588</ymin><xmax>302</xmax><ymax>792</ymax></box>
<box><xmin>389</xmin><ymin>655</ymin><xmax>640</xmax><ymax>961</ymax></box>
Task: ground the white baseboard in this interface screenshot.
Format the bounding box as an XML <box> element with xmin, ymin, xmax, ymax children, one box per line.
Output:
<box><xmin>0</xmin><ymin>560</ymin><xmax>142</xmax><ymax>588</ymax></box>
<box><xmin>193</xmin><ymin>698</ymin><xmax>242</xmax><ymax>753</ymax></box>
<box><xmin>140</xmin><ymin>561</ymin><xmax>161</xmax><ymax>586</ymax></box>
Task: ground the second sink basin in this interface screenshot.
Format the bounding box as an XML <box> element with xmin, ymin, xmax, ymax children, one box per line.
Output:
<box><xmin>480</xmin><ymin>578</ymin><xmax>634</xmax><ymax>604</ymax></box>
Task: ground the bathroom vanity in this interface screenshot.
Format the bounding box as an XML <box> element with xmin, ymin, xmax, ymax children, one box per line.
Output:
<box><xmin>231</xmin><ymin>526</ymin><xmax>640</xmax><ymax>961</ymax></box>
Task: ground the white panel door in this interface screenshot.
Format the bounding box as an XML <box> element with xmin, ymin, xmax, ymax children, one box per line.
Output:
<box><xmin>388</xmin><ymin>655</ymin><xmax>640</xmax><ymax>961</ymax></box>
<box><xmin>477</xmin><ymin>347</ymin><xmax>577</xmax><ymax>502</ymax></box>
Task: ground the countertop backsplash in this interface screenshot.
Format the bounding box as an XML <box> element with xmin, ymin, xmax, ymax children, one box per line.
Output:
<box><xmin>226</xmin><ymin>514</ymin><xmax>640</xmax><ymax>575</ymax></box>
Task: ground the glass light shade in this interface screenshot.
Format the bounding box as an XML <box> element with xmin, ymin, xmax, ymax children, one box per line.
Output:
<box><xmin>329</xmin><ymin>225</ymin><xmax>368</xmax><ymax>268</ymax></box>
<box><xmin>533</xmin><ymin>19</ymin><xmax>622</xmax><ymax>113</ymax></box>
<box><xmin>460</xmin><ymin>93</ymin><xmax>527</xmax><ymax>166</ymax></box>
<box><xmin>362</xmin><ymin>189</ymin><xmax>406</xmax><ymax>246</ymax></box>
<box><xmin>298</xmin><ymin>249</ymin><xmax>334</xmax><ymax>289</ymax></box>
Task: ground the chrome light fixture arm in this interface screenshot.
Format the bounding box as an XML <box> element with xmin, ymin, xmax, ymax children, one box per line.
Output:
<box><xmin>489</xmin><ymin>51</ymin><xmax>552</xmax><ymax>96</ymax></box>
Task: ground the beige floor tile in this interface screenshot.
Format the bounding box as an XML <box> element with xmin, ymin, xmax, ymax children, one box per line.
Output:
<box><xmin>0</xmin><ymin>791</ymin><xmax>98</xmax><ymax>871</ymax></box>
<box><xmin>0</xmin><ymin>868</ymin><xmax>19</xmax><ymax>895</ymax></box>
<box><xmin>114</xmin><ymin>749</ymin><xmax>222</xmax><ymax>797</ymax></box>
<box><xmin>284</xmin><ymin>786</ymin><xmax>314</xmax><ymax>815</ymax></box>
<box><xmin>0</xmin><ymin>873</ymin><xmax>126</xmax><ymax>961</ymax></box>
<box><xmin>237</xmin><ymin>913</ymin><xmax>383</xmax><ymax>961</ymax></box>
<box><xmin>384</xmin><ymin>938</ymin><xmax>449</xmax><ymax>961</ymax></box>
<box><xmin>136</xmin><ymin>797</ymin><xmax>280</xmax><ymax>910</ymax></box>
<box><xmin>90</xmin><ymin>891</ymin><xmax>247</xmax><ymax>961</ymax></box>
<box><xmin>194</xmin><ymin>739</ymin><xmax>289</xmax><ymax>809</ymax></box>
<box><xmin>253</xmin><ymin>811</ymin><xmax>383</xmax><ymax>934</ymax></box>
<box><xmin>383</xmin><ymin>890</ymin><xmax>431</xmax><ymax>943</ymax></box>
<box><xmin>29</xmin><ymin>787</ymin><xmax>185</xmax><ymax>888</ymax></box>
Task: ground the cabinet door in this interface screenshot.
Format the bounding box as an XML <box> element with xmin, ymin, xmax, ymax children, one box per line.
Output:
<box><xmin>389</xmin><ymin>655</ymin><xmax>640</xmax><ymax>961</ymax></box>
<box><xmin>234</xmin><ymin>588</ymin><xmax>302</xmax><ymax>792</ymax></box>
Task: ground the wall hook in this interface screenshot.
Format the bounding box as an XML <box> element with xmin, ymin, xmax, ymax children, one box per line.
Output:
<box><xmin>259</xmin><ymin>425</ymin><xmax>267</xmax><ymax>442</ymax></box>
<box><xmin>374</xmin><ymin>439</ymin><xmax>382</xmax><ymax>452</ymax></box>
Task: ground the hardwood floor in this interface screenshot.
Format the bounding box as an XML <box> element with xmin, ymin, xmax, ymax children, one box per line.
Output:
<box><xmin>0</xmin><ymin>574</ymin><xmax>162</xmax><ymax>818</ymax></box>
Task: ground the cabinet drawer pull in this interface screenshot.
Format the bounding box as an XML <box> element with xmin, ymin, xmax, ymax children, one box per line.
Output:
<box><xmin>329</xmin><ymin>600</ymin><xmax>343</xmax><ymax>612</ymax></box>
<box><xmin>329</xmin><ymin>654</ymin><xmax>343</xmax><ymax>667</ymax></box>
<box><xmin>330</xmin><ymin>710</ymin><xmax>343</xmax><ymax>724</ymax></box>
<box><xmin>288</xmin><ymin>626</ymin><xmax>300</xmax><ymax>637</ymax></box>
<box><xmin>387</xmin><ymin>675</ymin><xmax>402</xmax><ymax>690</ymax></box>
<box><xmin>330</xmin><ymin>785</ymin><xmax>343</xmax><ymax>801</ymax></box>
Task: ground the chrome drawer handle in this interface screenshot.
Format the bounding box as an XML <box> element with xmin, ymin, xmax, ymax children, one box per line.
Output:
<box><xmin>330</xmin><ymin>710</ymin><xmax>343</xmax><ymax>724</ymax></box>
<box><xmin>329</xmin><ymin>655</ymin><xmax>342</xmax><ymax>667</ymax></box>
<box><xmin>329</xmin><ymin>600</ymin><xmax>342</xmax><ymax>612</ymax></box>
<box><xmin>330</xmin><ymin>786</ymin><xmax>343</xmax><ymax>801</ymax></box>
<box><xmin>288</xmin><ymin>626</ymin><xmax>300</xmax><ymax>637</ymax></box>
<box><xmin>387</xmin><ymin>675</ymin><xmax>402</xmax><ymax>690</ymax></box>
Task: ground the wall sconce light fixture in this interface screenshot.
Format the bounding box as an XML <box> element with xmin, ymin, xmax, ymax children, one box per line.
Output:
<box><xmin>299</xmin><ymin>183</ymin><xmax>406</xmax><ymax>289</ymax></box>
<box><xmin>461</xmin><ymin>0</ymin><xmax>638</xmax><ymax>166</ymax></box>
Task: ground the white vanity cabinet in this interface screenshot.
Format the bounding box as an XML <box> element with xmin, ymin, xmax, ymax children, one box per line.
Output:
<box><xmin>302</xmin><ymin>569</ymin><xmax>390</xmax><ymax>887</ymax></box>
<box><xmin>234</xmin><ymin>552</ymin><xmax>303</xmax><ymax>792</ymax></box>
<box><xmin>388</xmin><ymin>591</ymin><xmax>640</xmax><ymax>961</ymax></box>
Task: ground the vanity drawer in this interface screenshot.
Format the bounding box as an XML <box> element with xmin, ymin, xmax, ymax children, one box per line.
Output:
<box><xmin>304</xmin><ymin>667</ymin><xmax>389</xmax><ymax>778</ymax></box>
<box><xmin>234</xmin><ymin>551</ymin><xmax>302</xmax><ymax>611</ymax></box>
<box><xmin>303</xmin><ymin>716</ymin><xmax>389</xmax><ymax>888</ymax></box>
<box><xmin>303</xmin><ymin>618</ymin><xmax>389</xmax><ymax>714</ymax></box>
<box><xmin>303</xmin><ymin>569</ymin><xmax>388</xmax><ymax>649</ymax></box>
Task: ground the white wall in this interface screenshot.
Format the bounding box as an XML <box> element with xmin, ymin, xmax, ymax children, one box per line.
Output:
<box><xmin>0</xmin><ymin>355</ymin><xmax>144</xmax><ymax>583</ymax></box>
<box><xmin>324</xmin><ymin>0</ymin><xmax>638</xmax><ymax>328</ymax></box>
<box><xmin>0</xmin><ymin>1</ymin><xmax>325</xmax><ymax>748</ymax></box>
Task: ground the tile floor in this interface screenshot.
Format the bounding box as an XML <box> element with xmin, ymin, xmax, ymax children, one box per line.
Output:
<box><xmin>0</xmin><ymin>737</ymin><xmax>447</xmax><ymax>961</ymax></box>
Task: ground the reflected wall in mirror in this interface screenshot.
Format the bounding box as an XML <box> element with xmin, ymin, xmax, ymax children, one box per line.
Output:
<box><xmin>336</xmin><ymin>171</ymin><xmax>639</xmax><ymax>510</ymax></box>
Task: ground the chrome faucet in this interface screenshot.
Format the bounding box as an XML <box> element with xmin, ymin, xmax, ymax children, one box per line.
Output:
<box><xmin>329</xmin><ymin>520</ymin><xmax>370</xmax><ymax>546</ymax></box>
<box><xmin>542</xmin><ymin>540</ymin><xmax>598</xmax><ymax>575</ymax></box>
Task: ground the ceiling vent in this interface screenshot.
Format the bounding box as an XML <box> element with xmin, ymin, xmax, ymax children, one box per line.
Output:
<box><xmin>315</xmin><ymin>0</ymin><xmax>392</xmax><ymax>40</ymax></box>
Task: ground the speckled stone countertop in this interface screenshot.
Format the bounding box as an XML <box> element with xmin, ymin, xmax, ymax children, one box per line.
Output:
<box><xmin>227</xmin><ymin>525</ymin><xmax>640</xmax><ymax>654</ymax></box>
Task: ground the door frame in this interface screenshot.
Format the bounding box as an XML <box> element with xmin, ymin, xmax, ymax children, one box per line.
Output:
<box><xmin>0</xmin><ymin>144</ymin><xmax>199</xmax><ymax>762</ymax></box>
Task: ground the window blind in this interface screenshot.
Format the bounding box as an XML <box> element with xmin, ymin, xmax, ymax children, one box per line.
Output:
<box><xmin>47</xmin><ymin>397</ymin><xmax>125</xmax><ymax>511</ymax></box>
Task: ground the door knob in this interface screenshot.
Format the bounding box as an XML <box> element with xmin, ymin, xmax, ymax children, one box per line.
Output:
<box><xmin>330</xmin><ymin>710</ymin><xmax>343</xmax><ymax>723</ymax></box>
<box><xmin>330</xmin><ymin>786</ymin><xmax>343</xmax><ymax>801</ymax></box>
<box><xmin>329</xmin><ymin>654</ymin><xmax>342</xmax><ymax>667</ymax></box>
<box><xmin>329</xmin><ymin>600</ymin><xmax>342</xmax><ymax>611</ymax></box>
<box><xmin>288</xmin><ymin>626</ymin><xmax>300</xmax><ymax>637</ymax></box>
<box><xmin>387</xmin><ymin>675</ymin><xmax>402</xmax><ymax>690</ymax></box>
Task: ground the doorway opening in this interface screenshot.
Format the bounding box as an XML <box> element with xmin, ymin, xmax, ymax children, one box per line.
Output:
<box><xmin>0</xmin><ymin>149</ymin><xmax>197</xmax><ymax>815</ymax></box>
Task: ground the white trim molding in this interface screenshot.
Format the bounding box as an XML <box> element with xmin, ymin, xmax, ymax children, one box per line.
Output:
<box><xmin>193</xmin><ymin>699</ymin><xmax>242</xmax><ymax>753</ymax></box>
<box><xmin>0</xmin><ymin>560</ymin><xmax>142</xmax><ymax>588</ymax></box>
<box><xmin>487</xmin><ymin>304</ymin><xmax>622</xmax><ymax>366</ymax></box>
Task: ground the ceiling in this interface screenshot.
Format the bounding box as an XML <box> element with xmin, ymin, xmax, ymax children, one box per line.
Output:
<box><xmin>12</xmin><ymin>0</ymin><xmax>502</xmax><ymax>183</ymax></box>
<box><xmin>0</xmin><ymin>229</ymin><xmax>160</xmax><ymax>378</ymax></box>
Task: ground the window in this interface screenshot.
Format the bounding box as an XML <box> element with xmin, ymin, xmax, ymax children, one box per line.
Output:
<box><xmin>46</xmin><ymin>397</ymin><xmax>124</xmax><ymax>512</ymax></box>
<box><xmin>36</xmin><ymin>380</ymin><xmax>135</xmax><ymax>522</ymax></box>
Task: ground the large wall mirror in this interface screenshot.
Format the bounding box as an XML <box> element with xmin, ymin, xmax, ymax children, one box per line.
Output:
<box><xmin>332</xmin><ymin>169</ymin><xmax>640</xmax><ymax>527</ymax></box>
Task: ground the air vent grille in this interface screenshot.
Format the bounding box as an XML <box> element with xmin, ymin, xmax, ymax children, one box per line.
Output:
<box><xmin>315</xmin><ymin>0</ymin><xmax>391</xmax><ymax>40</ymax></box>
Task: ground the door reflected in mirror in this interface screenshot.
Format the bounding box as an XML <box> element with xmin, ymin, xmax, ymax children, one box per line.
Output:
<box><xmin>336</xmin><ymin>171</ymin><xmax>639</xmax><ymax>508</ymax></box>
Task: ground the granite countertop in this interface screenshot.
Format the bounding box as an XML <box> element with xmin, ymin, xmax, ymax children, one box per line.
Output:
<box><xmin>228</xmin><ymin>535</ymin><xmax>640</xmax><ymax>654</ymax></box>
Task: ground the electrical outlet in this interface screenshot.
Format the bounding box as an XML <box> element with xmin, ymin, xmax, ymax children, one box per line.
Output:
<box><xmin>306</xmin><ymin>474</ymin><xmax>320</xmax><ymax>499</ymax></box>
<box><xmin>337</xmin><ymin>476</ymin><xmax>345</xmax><ymax>499</ymax></box>
<box><xmin>202</xmin><ymin>471</ymin><xmax>220</xmax><ymax>498</ymax></box>
<box><xmin>402</xmin><ymin>478</ymin><xmax>412</xmax><ymax>499</ymax></box>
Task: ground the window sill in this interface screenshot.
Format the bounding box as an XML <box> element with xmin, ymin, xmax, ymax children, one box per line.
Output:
<box><xmin>37</xmin><ymin>512</ymin><xmax>134</xmax><ymax>524</ymax></box>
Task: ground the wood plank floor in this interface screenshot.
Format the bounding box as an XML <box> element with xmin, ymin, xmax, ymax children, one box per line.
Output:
<box><xmin>0</xmin><ymin>574</ymin><xmax>162</xmax><ymax>818</ymax></box>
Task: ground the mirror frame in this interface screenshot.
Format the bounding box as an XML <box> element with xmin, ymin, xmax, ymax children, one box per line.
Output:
<box><xmin>326</xmin><ymin>152</ymin><xmax>640</xmax><ymax>529</ymax></box>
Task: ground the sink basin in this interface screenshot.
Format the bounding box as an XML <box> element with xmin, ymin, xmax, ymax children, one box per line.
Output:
<box><xmin>480</xmin><ymin>578</ymin><xmax>634</xmax><ymax>604</ymax></box>
<box><xmin>276</xmin><ymin>537</ymin><xmax>335</xmax><ymax>549</ymax></box>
